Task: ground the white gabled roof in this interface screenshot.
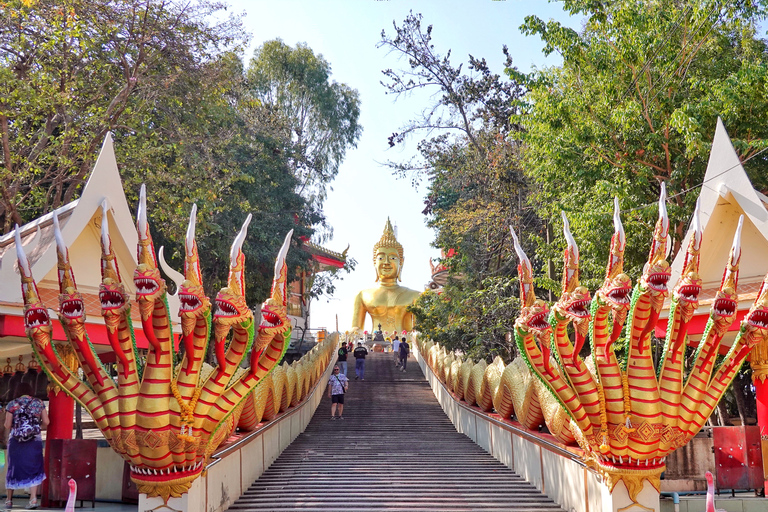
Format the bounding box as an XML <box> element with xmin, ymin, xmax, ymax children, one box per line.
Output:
<box><xmin>670</xmin><ymin>118</ymin><xmax>768</xmax><ymax>291</ymax></box>
<box><xmin>0</xmin><ymin>135</ymin><xmax>180</xmax><ymax>327</ymax></box>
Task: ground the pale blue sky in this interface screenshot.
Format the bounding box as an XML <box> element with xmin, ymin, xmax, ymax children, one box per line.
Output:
<box><xmin>225</xmin><ymin>0</ymin><xmax>578</xmax><ymax>332</ymax></box>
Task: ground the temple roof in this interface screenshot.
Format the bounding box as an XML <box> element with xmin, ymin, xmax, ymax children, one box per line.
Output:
<box><xmin>658</xmin><ymin>118</ymin><xmax>768</xmax><ymax>346</ymax></box>
<box><xmin>668</xmin><ymin>118</ymin><xmax>768</xmax><ymax>303</ymax></box>
<box><xmin>0</xmin><ymin>134</ymin><xmax>180</xmax><ymax>357</ymax></box>
<box><xmin>302</xmin><ymin>241</ymin><xmax>347</xmax><ymax>270</ymax></box>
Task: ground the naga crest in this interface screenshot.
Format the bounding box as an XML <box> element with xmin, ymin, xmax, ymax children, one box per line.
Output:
<box><xmin>596</xmin><ymin>198</ymin><xmax>632</xmax><ymax>315</ymax></box>
<box><xmin>709</xmin><ymin>215</ymin><xmax>743</xmax><ymax>336</ymax></box>
<box><xmin>15</xmin><ymin>227</ymin><xmax>53</xmax><ymax>345</ymax></box>
<box><xmin>54</xmin><ymin>213</ymin><xmax>85</xmax><ymax>328</ymax></box>
<box><xmin>135</xmin><ymin>185</ymin><xmax>166</xmax><ymax>311</ymax></box>
<box><xmin>551</xmin><ymin>211</ymin><xmax>591</xmax><ymax>342</ymax></box>
<box><xmin>213</xmin><ymin>214</ymin><xmax>254</xmax><ymax>364</ymax></box>
<box><xmin>177</xmin><ymin>204</ymin><xmax>211</xmax><ymax>335</ymax></box>
<box><xmin>253</xmin><ymin>230</ymin><xmax>293</xmax><ymax>354</ymax></box>
<box><xmin>510</xmin><ymin>228</ymin><xmax>550</xmax><ymax>334</ymax></box>
<box><xmin>672</xmin><ymin>199</ymin><xmax>703</xmax><ymax>323</ymax></box>
<box><xmin>99</xmin><ymin>201</ymin><xmax>131</xmax><ymax>328</ymax></box>
<box><xmin>639</xmin><ymin>183</ymin><xmax>671</xmax><ymax>309</ymax></box>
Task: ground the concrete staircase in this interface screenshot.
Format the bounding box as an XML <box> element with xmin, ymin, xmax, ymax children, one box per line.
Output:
<box><xmin>228</xmin><ymin>352</ymin><xmax>563</xmax><ymax>511</ymax></box>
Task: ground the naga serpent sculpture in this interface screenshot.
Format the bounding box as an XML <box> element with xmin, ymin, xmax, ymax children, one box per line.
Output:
<box><xmin>14</xmin><ymin>186</ymin><xmax>333</xmax><ymax>501</ymax></box>
<box><xmin>418</xmin><ymin>186</ymin><xmax>768</xmax><ymax>501</ymax></box>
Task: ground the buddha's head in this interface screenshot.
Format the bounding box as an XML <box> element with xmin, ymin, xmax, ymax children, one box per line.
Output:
<box><xmin>373</xmin><ymin>218</ymin><xmax>404</xmax><ymax>283</ymax></box>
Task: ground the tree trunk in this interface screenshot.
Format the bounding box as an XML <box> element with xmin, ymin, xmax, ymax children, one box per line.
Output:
<box><xmin>716</xmin><ymin>400</ymin><xmax>729</xmax><ymax>426</ymax></box>
<box><xmin>75</xmin><ymin>402</ymin><xmax>83</xmax><ymax>439</ymax></box>
<box><xmin>732</xmin><ymin>373</ymin><xmax>751</xmax><ymax>425</ymax></box>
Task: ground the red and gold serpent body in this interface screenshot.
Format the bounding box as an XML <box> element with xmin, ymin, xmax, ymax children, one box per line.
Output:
<box><xmin>13</xmin><ymin>188</ymin><xmax>333</xmax><ymax>502</ymax></box>
<box><xmin>418</xmin><ymin>189</ymin><xmax>768</xmax><ymax>502</ymax></box>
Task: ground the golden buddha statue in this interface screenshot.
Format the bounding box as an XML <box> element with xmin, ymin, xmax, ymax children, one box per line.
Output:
<box><xmin>351</xmin><ymin>219</ymin><xmax>421</xmax><ymax>334</ymax></box>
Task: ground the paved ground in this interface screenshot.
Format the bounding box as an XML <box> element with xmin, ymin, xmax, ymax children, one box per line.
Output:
<box><xmin>228</xmin><ymin>352</ymin><xmax>564</xmax><ymax>512</ymax></box>
<box><xmin>4</xmin><ymin>500</ymin><xmax>135</xmax><ymax>512</ymax></box>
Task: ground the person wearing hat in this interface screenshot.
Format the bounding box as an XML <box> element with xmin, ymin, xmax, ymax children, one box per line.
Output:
<box><xmin>353</xmin><ymin>341</ymin><xmax>368</xmax><ymax>380</ymax></box>
<box><xmin>327</xmin><ymin>365</ymin><xmax>349</xmax><ymax>420</ymax></box>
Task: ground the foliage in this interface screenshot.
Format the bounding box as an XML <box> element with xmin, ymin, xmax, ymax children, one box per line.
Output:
<box><xmin>409</xmin><ymin>277</ymin><xmax>520</xmax><ymax>362</ymax></box>
<box><xmin>1</xmin><ymin>0</ymin><xmax>358</xmax><ymax>307</ymax></box>
<box><xmin>0</xmin><ymin>0</ymin><xmax>244</xmax><ymax>232</ymax></box>
<box><xmin>380</xmin><ymin>13</ymin><xmax>540</xmax><ymax>361</ymax></box>
<box><xmin>245</xmin><ymin>39</ymin><xmax>362</xmax><ymax>221</ymax></box>
<box><xmin>378</xmin><ymin>12</ymin><xmax>524</xmax><ymax>181</ymax></box>
<box><xmin>516</xmin><ymin>0</ymin><xmax>768</xmax><ymax>280</ymax></box>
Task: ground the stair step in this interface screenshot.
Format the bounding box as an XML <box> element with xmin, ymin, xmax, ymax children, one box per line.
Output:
<box><xmin>227</xmin><ymin>352</ymin><xmax>563</xmax><ymax>512</ymax></box>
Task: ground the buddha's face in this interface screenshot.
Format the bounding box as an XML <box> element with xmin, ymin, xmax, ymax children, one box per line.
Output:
<box><xmin>375</xmin><ymin>247</ymin><xmax>401</xmax><ymax>281</ymax></box>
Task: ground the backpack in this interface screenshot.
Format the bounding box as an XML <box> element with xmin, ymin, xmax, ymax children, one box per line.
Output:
<box><xmin>12</xmin><ymin>399</ymin><xmax>41</xmax><ymax>442</ymax></box>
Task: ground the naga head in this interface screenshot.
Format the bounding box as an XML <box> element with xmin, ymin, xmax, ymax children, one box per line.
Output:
<box><xmin>552</xmin><ymin>212</ymin><xmax>591</xmax><ymax>339</ymax></box>
<box><xmin>99</xmin><ymin>201</ymin><xmax>131</xmax><ymax>330</ymax></box>
<box><xmin>639</xmin><ymin>184</ymin><xmax>671</xmax><ymax>306</ymax></box>
<box><xmin>53</xmin><ymin>212</ymin><xmax>85</xmax><ymax>328</ymax></box>
<box><xmin>510</xmin><ymin>226</ymin><xmax>552</xmax><ymax>338</ymax></box>
<box><xmin>177</xmin><ymin>205</ymin><xmax>210</xmax><ymax>336</ymax></box>
<box><xmin>253</xmin><ymin>230</ymin><xmax>293</xmax><ymax>352</ymax></box>
<box><xmin>672</xmin><ymin>198</ymin><xmax>703</xmax><ymax>322</ymax></box>
<box><xmin>596</xmin><ymin>198</ymin><xmax>632</xmax><ymax>317</ymax></box>
<box><xmin>134</xmin><ymin>185</ymin><xmax>166</xmax><ymax>311</ymax></box>
<box><xmin>213</xmin><ymin>215</ymin><xmax>254</xmax><ymax>342</ymax></box>
<box><xmin>15</xmin><ymin>226</ymin><xmax>53</xmax><ymax>340</ymax></box>
<box><xmin>741</xmin><ymin>272</ymin><xmax>768</xmax><ymax>348</ymax></box>
<box><xmin>711</xmin><ymin>216</ymin><xmax>744</xmax><ymax>334</ymax></box>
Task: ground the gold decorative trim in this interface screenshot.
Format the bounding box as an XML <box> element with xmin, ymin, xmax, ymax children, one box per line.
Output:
<box><xmin>594</xmin><ymin>462</ymin><xmax>664</xmax><ymax>503</ymax></box>
<box><xmin>133</xmin><ymin>473</ymin><xmax>197</xmax><ymax>504</ymax></box>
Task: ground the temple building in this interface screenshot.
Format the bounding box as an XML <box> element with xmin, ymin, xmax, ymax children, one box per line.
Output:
<box><xmin>0</xmin><ymin>133</ymin><xmax>346</xmax><ymax>410</ymax></box>
<box><xmin>656</xmin><ymin>119</ymin><xmax>768</xmax><ymax>354</ymax></box>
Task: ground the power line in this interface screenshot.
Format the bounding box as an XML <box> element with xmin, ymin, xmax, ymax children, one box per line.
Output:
<box><xmin>619</xmin><ymin>5</ymin><xmax>692</xmax><ymax>103</ymax></box>
<box><xmin>606</xmin><ymin>144</ymin><xmax>768</xmax><ymax>218</ymax></box>
<box><xmin>645</xmin><ymin>2</ymin><xmax>722</xmax><ymax>107</ymax></box>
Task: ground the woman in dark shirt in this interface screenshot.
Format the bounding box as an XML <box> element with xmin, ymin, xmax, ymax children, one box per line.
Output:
<box><xmin>4</xmin><ymin>382</ymin><xmax>49</xmax><ymax>509</ymax></box>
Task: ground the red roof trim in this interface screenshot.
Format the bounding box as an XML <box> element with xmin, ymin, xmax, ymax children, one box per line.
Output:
<box><xmin>312</xmin><ymin>254</ymin><xmax>345</xmax><ymax>269</ymax></box>
<box><xmin>654</xmin><ymin>310</ymin><xmax>747</xmax><ymax>355</ymax></box>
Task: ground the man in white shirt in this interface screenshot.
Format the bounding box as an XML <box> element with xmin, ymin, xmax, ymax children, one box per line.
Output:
<box><xmin>392</xmin><ymin>336</ymin><xmax>401</xmax><ymax>367</ymax></box>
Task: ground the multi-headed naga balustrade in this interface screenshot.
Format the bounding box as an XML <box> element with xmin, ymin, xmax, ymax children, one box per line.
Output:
<box><xmin>419</xmin><ymin>186</ymin><xmax>768</xmax><ymax>503</ymax></box>
<box><xmin>14</xmin><ymin>186</ymin><xmax>334</xmax><ymax>502</ymax></box>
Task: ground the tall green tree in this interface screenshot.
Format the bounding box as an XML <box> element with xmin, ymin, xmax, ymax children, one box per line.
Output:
<box><xmin>0</xmin><ymin>0</ymin><xmax>357</xmax><ymax>307</ymax></box>
<box><xmin>0</xmin><ymin>0</ymin><xmax>244</xmax><ymax>233</ymax></box>
<box><xmin>245</xmin><ymin>39</ymin><xmax>362</xmax><ymax>219</ymax></box>
<box><xmin>379</xmin><ymin>13</ymin><xmax>537</xmax><ymax>358</ymax></box>
<box><xmin>516</xmin><ymin>0</ymin><xmax>768</xmax><ymax>280</ymax></box>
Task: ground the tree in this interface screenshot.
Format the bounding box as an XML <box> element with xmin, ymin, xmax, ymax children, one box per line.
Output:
<box><xmin>516</xmin><ymin>0</ymin><xmax>768</xmax><ymax>282</ymax></box>
<box><xmin>410</xmin><ymin>277</ymin><xmax>521</xmax><ymax>361</ymax></box>
<box><xmin>0</xmin><ymin>0</ymin><xmax>245</xmax><ymax>233</ymax></box>
<box><xmin>517</xmin><ymin>0</ymin><xmax>768</xmax><ymax>424</ymax></box>
<box><xmin>1</xmin><ymin>1</ymin><xmax>358</xmax><ymax>308</ymax></box>
<box><xmin>292</xmin><ymin>256</ymin><xmax>358</xmax><ymax>353</ymax></box>
<box><xmin>245</xmin><ymin>40</ymin><xmax>362</xmax><ymax>219</ymax></box>
<box><xmin>379</xmin><ymin>13</ymin><xmax>540</xmax><ymax>358</ymax></box>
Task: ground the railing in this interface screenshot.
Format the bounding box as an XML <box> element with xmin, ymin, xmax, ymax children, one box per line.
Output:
<box><xmin>413</xmin><ymin>341</ymin><xmax>604</xmax><ymax>512</ymax></box>
<box><xmin>138</xmin><ymin>334</ymin><xmax>339</xmax><ymax>512</ymax></box>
